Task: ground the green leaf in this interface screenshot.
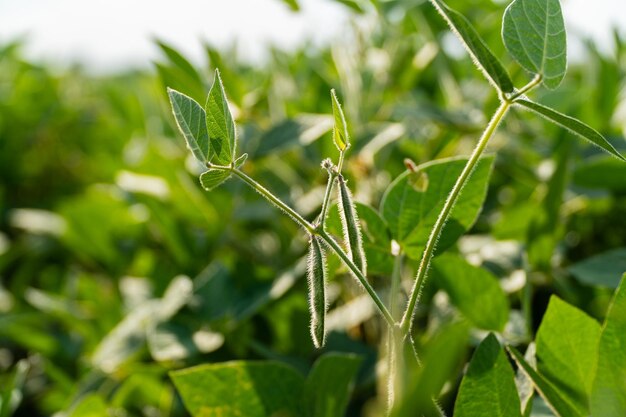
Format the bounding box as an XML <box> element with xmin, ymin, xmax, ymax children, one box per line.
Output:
<box><xmin>235</xmin><ymin>152</ymin><xmax>248</xmax><ymax>168</ymax></box>
<box><xmin>573</xmin><ymin>156</ymin><xmax>626</xmax><ymax>192</ymax></box>
<box><xmin>171</xmin><ymin>361</ymin><xmax>305</xmax><ymax>417</ymax></box>
<box><xmin>591</xmin><ymin>274</ymin><xmax>626</xmax><ymax>417</ymax></box>
<box><xmin>568</xmin><ymin>248</ymin><xmax>626</xmax><ymax>289</ymax></box>
<box><xmin>432</xmin><ymin>254</ymin><xmax>510</xmax><ymax>331</ymax></box>
<box><xmin>515</xmin><ymin>99</ymin><xmax>626</xmax><ymax>161</ymax></box>
<box><xmin>507</xmin><ymin>346</ymin><xmax>584</xmax><ymax>417</ymax></box>
<box><xmin>454</xmin><ymin>334</ymin><xmax>522</xmax><ymax>417</ymax></box>
<box><xmin>280</xmin><ymin>0</ymin><xmax>300</xmax><ymax>11</ymax></box>
<box><xmin>206</xmin><ymin>69</ymin><xmax>236</xmax><ymax>165</ymax></box>
<box><xmin>535</xmin><ymin>296</ymin><xmax>601</xmax><ymax>413</ymax></box>
<box><xmin>502</xmin><ymin>0</ymin><xmax>567</xmax><ymax>89</ymax></box>
<box><xmin>380</xmin><ymin>155</ymin><xmax>494</xmax><ymax>261</ymax></box>
<box><xmin>429</xmin><ymin>0</ymin><xmax>514</xmax><ymax>93</ymax></box>
<box><xmin>157</xmin><ymin>40</ymin><xmax>203</xmax><ymax>88</ymax></box>
<box><xmin>68</xmin><ymin>394</ymin><xmax>109</xmax><ymax>417</ymax></box>
<box><xmin>302</xmin><ymin>353</ymin><xmax>362</xmax><ymax>417</ymax></box>
<box><xmin>199</xmin><ymin>169</ymin><xmax>231</xmax><ymax>191</ymax></box>
<box><xmin>331</xmin><ymin>89</ymin><xmax>350</xmax><ymax>152</ymax></box>
<box><xmin>167</xmin><ymin>88</ymin><xmax>210</xmax><ymax>164</ymax></box>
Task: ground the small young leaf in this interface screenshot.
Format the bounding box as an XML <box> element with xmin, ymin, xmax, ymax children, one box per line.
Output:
<box><xmin>199</xmin><ymin>169</ymin><xmax>231</xmax><ymax>191</ymax></box>
<box><xmin>502</xmin><ymin>0</ymin><xmax>567</xmax><ymax>89</ymax></box>
<box><xmin>234</xmin><ymin>152</ymin><xmax>248</xmax><ymax>168</ymax></box>
<box><xmin>337</xmin><ymin>175</ymin><xmax>367</xmax><ymax>276</ymax></box>
<box><xmin>331</xmin><ymin>89</ymin><xmax>350</xmax><ymax>152</ymax></box>
<box><xmin>536</xmin><ymin>296</ymin><xmax>601</xmax><ymax>414</ymax></box>
<box><xmin>167</xmin><ymin>88</ymin><xmax>211</xmax><ymax>164</ymax></box>
<box><xmin>302</xmin><ymin>353</ymin><xmax>362</xmax><ymax>417</ymax></box>
<box><xmin>454</xmin><ymin>334</ymin><xmax>522</xmax><ymax>417</ymax></box>
<box><xmin>516</xmin><ymin>99</ymin><xmax>626</xmax><ymax>161</ymax></box>
<box><xmin>170</xmin><ymin>361</ymin><xmax>305</xmax><ymax>417</ymax></box>
<box><xmin>206</xmin><ymin>69</ymin><xmax>236</xmax><ymax>165</ymax></box>
<box><xmin>307</xmin><ymin>235</ymin><xmax>327</xmax><ymax>348</ymax></box>
<box><xmin>432</xmin><ymin>254</ymin><xmax>510</xmax><ymax>331</ymax></box>
<box><xmin>591</xmin><ymin>274</ymin><xmax>626</xmax><ymax>417</ymax></box>
<box><xmin>507</xmin><ymin>346</ymin><xmax>585</xmax><ymax>417</ymax></box>
<box><xmin>429</xmin><ymin>0</ymin><xmax>514</xmax><ymax>93</ymax></box>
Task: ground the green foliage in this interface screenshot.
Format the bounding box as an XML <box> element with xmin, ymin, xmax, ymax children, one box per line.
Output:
<box><xmin>168</xmin><ymin>89</ymin><xmax>211</xmax><ymax>164</ymax></box>
<box><xmin>432</xmin><ymin>254</ymin><xmax>509</xmax><ymax>331</ymax></box>
<box><xmin>502</xmin><ymin>0</ymin><xmax>567</xmax><ymax>89</ymax></box>
<box><xmin>380</xmin><ymin>156</ymin><xmax>494</xmax><ymax>260</ymax></box>
<box><xmin>429</xmin><ymin>0</ymin><xmax>514</xmax><ymax>93</ymax></box>
<box><xmin>205</xmin><ymin>70</ymin><xmax>237</xmax><ymax>165</ymax></box>
<box><xmin>331</xmin><ymin>89</ymin><xmax>350</xmax><ymax>152</ymax></box>
<box><xmin>591</xmin><ymin>274</ymin><xmax>626</xmax><ymax>417</ymax></box>
<box><xmin>454</xmin><ymin>334</ymin><xmax>521</xmax><ymax>417</ymax></box>
<box><xmin>568</xmin><ymin>247</ymin><xmax>626</xmax><ymax>288</ymax></box>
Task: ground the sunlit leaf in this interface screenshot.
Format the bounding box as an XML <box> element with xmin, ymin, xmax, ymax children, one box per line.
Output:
<box><xmin>168</xmin><ymin>88</ymin><xmax>211</xmax><ymax>164</ymax></box>
<box><xmin>503</xmin><ymin>0</ymin><xmax>567</xmax><ymax>89</ymax></box>
<box><xmin>206</xmin><ymin>69</ymin><xmax>236</xmax><ymax>164</ymax></box>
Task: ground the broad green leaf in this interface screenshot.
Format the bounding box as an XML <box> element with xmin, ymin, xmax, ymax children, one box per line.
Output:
<box><xmin>206</xmin><ymin>69</ymin><xmax>236</xmax><ymax>165</ymax></box>
<box><xmin>507</xmin><ymin>346</ymin><xmax>584</xmax><ymax>417</ymax></box>
<box><xmin>432</xmin><ymin>254</ymin><xmax>509</xmax><ymax>331</ymax></box>
<box><xmin>429</xmin><ymin>0</ymin><xmax>514</xmax><ymax>93</ymax></box>
<box><xmin>199</xmin><ymin>169</ymin><xmax>231</xmax><ymax>191</ymax></box>
<box><xmin>380</xmin><ymin>155</ymin><xmax>494</xmax><ymax>261</ymax></box>
<box><xmin>171</xmin><ymin>361</ymin><xmax>305</xmax><ymax>417</ymax></box>
<box><xmin>454</xmin><ymin>334</ymin><xmax>522</xmax><ymax>417</ymax></box>
<box><xmin>573</xmin><ymin>156</ymin><xmax>626</xmax><ymax>192</ymax></box>
<box><xmin>568</xmin><ymin>248</ymin><xmax>626</xmax><ymax>289</ymax></box>
<box><xmin>591</xmin><ymin>274</ymin><xmax>626</xmax><ymax>417</ymax></box>
<box><xmin>502</xmin><ymin>0</ymin><xmax>567</xmax><ymax>89</ymax></box>
<box><xmin>535</xmin><ymin>296</ymin><xmax>601</xmax><ymax>413</ymax></box>
<box><xmin>168</xmin><ymin>88</ymin><xmax>210</xmax><ymax>164</ymax></box>
<box><xmin>302</xmin><ymin>353</ymin><xmax>362</xmax><ymax>417</ymax></box>
<box><xmin>331</xmin><ymin>89</ymin><xmax>350</xmax><ymax>152</ymax></box>
<box><xmin>516</xmin><ymin>99</ymin><xmax>626</xmax><ymax>161</ymax></box>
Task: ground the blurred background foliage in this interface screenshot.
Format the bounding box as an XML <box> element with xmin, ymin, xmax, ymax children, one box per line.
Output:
<box><xmin>1</xmin><ymin>0</ymin><xmax>626</xmax><ymax>415</ymax></box>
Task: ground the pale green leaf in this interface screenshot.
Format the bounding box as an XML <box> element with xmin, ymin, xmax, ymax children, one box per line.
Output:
<box><xmin>536</xmin><ymin>296</ymin><xmax>601</xmax><ymax>413</ymax></box>
<box><xmin>168</xmin><ymin>88</ymin><xmax>210</xmax><ymax>164</ymax></box>
<box><xmin>568</xmin><ymin>248</ymin><xmax>626</xmax><ymax>288</ymax></box>
<box><xmin>516</xmin><ymin>99</ymin><xmax>626</xmax><ymax>161</ymax></box>
<box><xmin>507</xmin><ymin>346</ymin><xmax>585</xmax><ymax>417</ymax></box>
<box><xmin>380</xmin><ymin>155</ymin><xmax>494</xmax><ymax>260</ymax></box>
<box><xmin>432</xmin><ymin>254</ymin><xmax>509</xmax><ymax>331</ymax></box>
<box><xmin>331</xmin><ymin>89</ymin><xmax>350</xmax><ymax>152</ymax></box>
<box><xmin>171</xmin><ymin>361</ymin><xmax>305</xmax><ymax>417</ymax></box>
<box><xmin>206</xmin><ymin>69</ymin><xmax>236</xmax><ymax>165</ymax></box>
<box><xmin>591</xmin><ymin>274</ymin><xmax>626</xmax><ymax>417</ymax></box>
<box><xmin>235</xmin><ymin>152</ymin><xmax>248</xmax><ymax>168</ymax></box>
<box><xmin>68</xmin><ymin>394</ymin><xmax>109</xmax><ymax>417</ymax></box>
<box><xmin>429</xmin><ymin>0</ymin><xmax>514</xmax><ymax>93</ymax></box>
<box><xmin>502</xmin><ymin>0</ymin><xmax>567</xmax><ymax>89</ymax></box>
<box><xmin>302</xmin><ymin>353</ymin><xmax>362</xmax><ymax>417</ymax></box>
<box><xmin>199</xmin><ymin>169</ymin><xmax>231</xmax><ymax>191</ymax></box>
<box><xmin>454</xmin><ymin>334</ymin><xmax>522</xmax><ymax>417</ymax></box>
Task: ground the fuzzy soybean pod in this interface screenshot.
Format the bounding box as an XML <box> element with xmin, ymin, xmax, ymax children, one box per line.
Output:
<box><xmin>307</xmin><ymin>234</ymin><xmax>327</xmax><ymax>348</ymax></box>
<box><xmin>337</xmin><ymin>175</ymin><xmax>367</xmax><ymax>277</ymax></box>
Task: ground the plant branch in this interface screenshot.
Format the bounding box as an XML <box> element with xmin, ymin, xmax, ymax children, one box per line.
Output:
<box><xmin>317</xmin><ymin>173</ymin><xmax>337</xmax><ymax>228</ymax></box>
<box><xmin>226</xmin><ymin>166</ymin><xmax>395</xmax><ymax>327</ymax></box>
<box><xmin>507</xmin><ymin>74</ymin><xmax>542</xmax><ymax>101</ymax></box>
<box><xmin>399</xmin><ymin>100</ymin><xmax>511</xmax><ymax>334</ymax></box>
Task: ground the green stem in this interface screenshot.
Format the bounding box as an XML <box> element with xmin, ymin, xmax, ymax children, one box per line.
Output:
<box><xmin>319</xmin><ymin>229</ymin><xmax>395</xmax><ymax>327</ymax></box>
<box><xmin>508</xmin><ymin>74</ymin><xmax>542</xmax><ymax>101</ymax></box>
<box><xmin>229</xmin><ymin>166</ymin><xmax>395</xmax><ymax>327</ymax></box>
<box><xmin>231</xmin><ymin>168</ymin><xmax>315</xmax><ymax>234</ymax></box>
<box><xmin>317</xmin><ymin>173</ymin><xmax>337</xmax><ymax>228</ymax></box>
<box><xmin>399</xmin><ymin>100</ymin><xmax>511</xmax><ymax>334</ymax></box>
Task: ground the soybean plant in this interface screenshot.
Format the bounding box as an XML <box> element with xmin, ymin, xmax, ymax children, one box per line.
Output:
<box><xmin>167</xmin><ymin>0</ymin><xmax>625</xmax><ymax>414</ymax></box>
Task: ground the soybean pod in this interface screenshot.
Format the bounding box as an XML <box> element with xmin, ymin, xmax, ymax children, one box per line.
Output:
<box><xmin>307</xmin><ymin>235</ymin><xmax>327</xmax><ymax>348</ymax></box>
<box><xmin>337</xmin><ymin>175</ymin><xmax>367</xmax><ymax>277</ymax></box>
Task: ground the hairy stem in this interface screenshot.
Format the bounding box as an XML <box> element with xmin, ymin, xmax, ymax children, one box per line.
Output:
<box><xmin>317</xmin><ymin>173</ymin><xmax>337</xmax><ymax>228</ymax></box>
<box><xmin>508</xmin><ymin>74</ymin><xmax>542</xmax><ymax>101</ymax></box>
<box><xmin>399</xmin><ymin>100</ymin><xmax>510</xmax><ymax>334</ymax></box>
<box><xmin>228</xmin><ymin>166</ymin><xmax>395</xmax><ymax>327</ymax></box>
<box><xmin>319</xmin><ymin>229</ymin><xmax>395</xmax><ymax>327</ymax></box>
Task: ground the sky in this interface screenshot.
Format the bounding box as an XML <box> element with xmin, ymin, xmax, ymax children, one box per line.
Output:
<box><xmin>0</xmin><ymin>0</ymin><xmax>624</xmax><ymax>72</ymax></box>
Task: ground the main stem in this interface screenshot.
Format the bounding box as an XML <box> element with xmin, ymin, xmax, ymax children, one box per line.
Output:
<box><xmin>399</xmin><ymin>100</ymin><xmax>510</xmax><ymax>334</ymax></box>
<box><xmin>230</xmin><ymin>167</ymin><xmax>395</xmax><ymax>327</ymax></box>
